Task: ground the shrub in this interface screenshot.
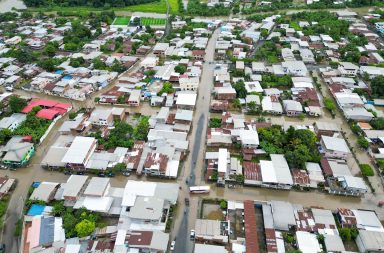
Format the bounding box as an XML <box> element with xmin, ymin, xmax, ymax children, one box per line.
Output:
<box><xmin>360</xmin><ymin>164</ymin><xmax>374</xmax><ymax>177</ymax></box>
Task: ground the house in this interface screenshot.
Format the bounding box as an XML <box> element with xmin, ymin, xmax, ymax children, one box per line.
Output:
<box><xmin>296</xmin><ymin>231</ymin><xmax>321</xmax><ymax>253</ymax></box>
<box><xmin>314</xmin><ymin>122</ymin><xmax>340</xmax><ymax>137</ymax></box>
<box><xmin>194</xmin><ymin>244</ymin><xmax>229</xmax><ymax>253</ymax></box>
<box><xmin>320</xmin><ymin>136</ymin><xmax>351</xmax><ymax>159</ymax></box>
<box><xmin>179</xmin><ymin>76</ymin><xmax>199</xmax><ymax>91</ymax></box>
<box><xmin>338</xmin><ymin>175</ymin><xmax>368</xmax><ymax>195</ymax></box>
<box><xmin>356</xmin><ymin>230</ymin><xmax>384</xmax><ymax>253</ymax></box>
<box><xmin>262</xmin><ymin>96</ymin><xmax>283</xmax><ymax>115</ymax></box>
<box><xmin>89</xmin><ymin>108</ymin><xmax>114</xmax><ymax>126</ymax></box>
<box><xmin>24</xmin><ymin>216</ymin><xmax>65</xmax><ymax>253</ymax></box>
<box><xmin>281</xmin><ymin>61</ymin><xmax>308</xmax><ymax>76</ymax></box>
<box><xmin>192</xmin><ymin>50</ymin><xmax>206</xmax><ymax>60</ymax></box>
<box><xmin>29</xmin><ymin>182</ymin><xmax>59</xmax><ymax>203</ymax></box>
<box><xmin>306</xmin><ymin>162</ymin><xmax>325</xmax><ymax>188</ymax></box>
<box><xmin>172</xmin><ymin>21</ymin><xmax>187</xmax><ymax>29</ymax></box>
<box><xmin>61</xmin><ymin>136</ymin><xmax>97</xmax><ymax>170</ymax></box>
<box><xmin>194</xmin><ymin>219</ymin><xmax>229</xmax><ymax>243</ymax></box>
<box><xmin>127</xmin><ymin>90</ymin><xmax>141</xmax><ymax>107</ymax></box>
<box><xmin>115</xmin><ymin>230</ymin><xmax>169</xmax><ymax>253</ymax></box>
<box><xmin>153</xmin><ymin>43</ymin><xmax>169</xmax><ymax>56</ymax></box>
<box><xmin>176</xmin><ymin>92</ymin><xmax>197</xmax><ymax>110</ymax></box>
<box><xmin>338</xmin><ymin>62</ymin><xmax>359</xmax><ymax>77</ymax></box>
<box><xmin>217</xmin><ymin>87</ymin><xmax>236</xmax><ymax>100</ymax></box>
<box><xmin>1</xmin><ymin>136</ymin><xmax>35</xmax><ymax>167</ymax></box>
<box><xmin>283</xmin><ymin>100</ymin><xmax>303</xmax><ymax>116</ymax></box>
<box><xmin>344</xmin><ymin>108</ymin><xmax>374</xmax><ymax>122</ymax></box>
<box><xmin>0</xmin><ymin>113</ymin><xmax>26</xmax><ymax>131</ymax></box>
<box><xmin>260</xmin><ymin>154</ymin><xmax>293</xmax><ymax>189</ymax></box>
<box><xmin>61</xmin><ymin>175</ymin><xmax>88</xmax><ymax>202</ymax></box>
<box><xmin>360</xmin><ymin>66</ymin><xmax>384</xmax><ymax>78</ymax></box>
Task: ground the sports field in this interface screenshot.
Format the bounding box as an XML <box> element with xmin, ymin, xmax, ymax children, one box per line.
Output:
<box><xmin>141</xmin><ymin>18</ymin><xmax>166</xmax><ymax>26</ymax></box>
<box><xmin>112</xmin><ymin>16</ymin><xmax>131</xmax><ymax>25</ymax></box>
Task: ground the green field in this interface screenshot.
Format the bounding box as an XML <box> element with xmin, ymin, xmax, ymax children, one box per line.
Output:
<box><xmin>141</xmin><ymin>17</ymin><xmax>166</xmax><ymax>25</ymax></box>
<box><xmin>27</xmin><ymin>0</ymin><xmax>179</xmax><ymax>14</ymax></box>
<box><xmin>112</xmin><ymin>16</ymin><xmax>131</xmax><ymax>25</ymax></box>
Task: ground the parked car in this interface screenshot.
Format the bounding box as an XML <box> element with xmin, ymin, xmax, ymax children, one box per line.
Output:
<box><xmin>170</xmin><ymin>240</ymin><xmax>176</xmax><ymax>251</ymax></box>
<box><xmin>107</xmin><ymin>172</ymin><xmax>115</xmax><ymax>177</ymax></box>
<box><xmin>123</xmin><ymin>172</ymin><xmax>131</xmax><ymax>177</ymax></box>
<box><xmin>76</xmin><ymin>171</ymin><xmax>84</xmax><ymax>175</ymax></box>
<box><xmin>0</xmin><ymin>243</ymin><xmax>6</xmax><ymax>253</ymax></box>
<box><xmin>98</xmin><ymin>173</ymin><xmax>106</xmax><ymax>177</ymax></box>
<box><xmin>190</xmin><ymin>230</ymin><xmax>195</xmax><ymax>240</ymax></box>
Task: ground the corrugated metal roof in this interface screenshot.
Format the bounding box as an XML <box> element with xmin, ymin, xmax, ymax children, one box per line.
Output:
<box><xmin>244</xmin><ymin>200</ymin><xmax>259</xmax><ymax>253</ymax></box>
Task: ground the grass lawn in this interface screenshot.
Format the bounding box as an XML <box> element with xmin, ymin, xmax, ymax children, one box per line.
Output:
<box><xmin>27</xmin><ymin>0</ymin><xmax>179</xmax><ymax>14</ymax></box>
<box><xmin>141</xmin><ymin>17</ymin><xmax>166</xmax><ymax>25</ymax></box>
<box><xmin>112</xmin><ymin>16</ymin><xmax>131</xmax><ymax>25</ymax></box>
<box><xmin>289</xmin><ymin>21</ymin><xmax>301</xmax><ymax>31</ymax></box>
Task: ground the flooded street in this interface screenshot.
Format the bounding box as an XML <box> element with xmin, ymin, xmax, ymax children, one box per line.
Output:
<box><xmin>0</xmin><ymin>0</ymin><xmax>26</xmax><ymax>13</ymax></box>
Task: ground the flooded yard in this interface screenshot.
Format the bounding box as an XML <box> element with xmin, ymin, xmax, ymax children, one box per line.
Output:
<box><xmin>201</xmin><ymin>202</ymin><xmax>225</xmax><ymax>220</ymax></box>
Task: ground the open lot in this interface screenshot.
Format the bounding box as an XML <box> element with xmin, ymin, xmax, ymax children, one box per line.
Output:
<box><xmin>112</xmin><ymin>16</ymin><xmax>131</xmax><ymax>25</ymax></box>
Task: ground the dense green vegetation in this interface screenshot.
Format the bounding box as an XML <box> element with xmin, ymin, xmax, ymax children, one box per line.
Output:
<box><xmin>52</xmin><ymin>202</ymin><xmax>102</xmax><ymax>238</ymax></box>
<box><xmin>88</xmin><ymin>117</ymin><xmax>149</xmax><ymax>150</ymax></box>
<box><xmin>261</xmin><ymin>74</ymin><xmax>292</xmax><ymax>88</ymax></box>
<box><xmin>13</xmin><ymin>107</ymin><xmax>52</xmax><ymax>142</ymax></box>
<box><xmin>371</xmin><ymin>76</ymin><xmax>384</xmax><ymax>98</ymax></box>
<box><xmin>258</xmin><ymin>125</ymin><xmax>321</xmax><ymax>169</ymax></box>
<box><xmin>23</xmin><ymin>0</ymin><xmax>159</xmax><ymax>8</ymax></box>
<box><xmin>290</xmin><ymin>11</ymin><xmax>349</xmax><ymax>41</ymax></box>
<box><xmin>209</xmin><ymin>118</ymin><xmax>222</xmax><ymax>128</ymax></box>
<box><xmin>255</xmin><ymin>41</ymin><xmax>281</xmax><ymax>63</ymax></box>
<box><xmin>243</xmin><ymin>0</ymin><xmax>379</xmax><ymax>14</ymax></box>
<box><xmin>9</xmin><ymin>96</ymin><xmax>27</xmax><ymax>113</ymax></box>
<box><xmin>370</xmin><ymin>118</ymin><xmax>384</xmax><ymax>130</ymax></box>
<box><xmin>187</xmin><ymin>0</ymin><xmax>230</xmax><ymax>16</ymax></box>
<box><xmin>158</xmin><ymin>82</ymin><xmax>175</xmax><ymax>96</ymax></box>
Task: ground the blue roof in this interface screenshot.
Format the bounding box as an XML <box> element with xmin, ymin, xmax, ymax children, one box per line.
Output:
<box><xmin>55</xmin><ymin>70</ymin><xmax>63</xmax><ymax>74</ymax></box>
<box><xmin>63</xmin><ymin>75</ymin><xmax>73</xmax><ymax>80</ymax></box>
<box><xmin>27</xmin><ymin>204</ymin><xmax>45</xmax><ymax>216</ymax></box>
<box><xmin>32</xmin><ymin>182</ymin><xmax>41</xmax><ymax>188</ymax></box>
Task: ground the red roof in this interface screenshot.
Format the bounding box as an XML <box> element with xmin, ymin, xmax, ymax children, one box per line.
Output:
<box><xmin>243</xmin><ymin>162</ymin><xmax>262</xmax><ymax>181</ymax></box>
<box><xmin>36</xmin><ymin>109</ymin><xmax>60</xmax><ymax>120</ymax></box>
<box><xmin>22</xmin><ymin>99</ymin><xmax>71</xmax><ymax>114</ymax></box>
<box><xmin>244</xmin><ymin>200</ymin><xmax>259</xmax><ymax>253</ymax></box>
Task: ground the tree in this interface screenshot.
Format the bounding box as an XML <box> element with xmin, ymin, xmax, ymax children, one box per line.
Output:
<box><xmin>247</xmin><ymin>101</ymin><xmax>258</xmax><ymax>113</ymax></box>
<box><xmin>219</xmin><ymin>200</ymin><xmax>227</xmax><ymax>209</ymax></box>
<box><xmin>9</xmin><ymin>96</ymin><xmax>27</xmax><ymax>113</ymax></box>
<box><xmin>371</xmin><ymin>118</ymin><xmax>384</xmax><ymax>130</ymax></box>
<box><xmin>0</xmin><ymin>128</ymin><xmax>11</xmax><ymax>145</ymax></box>
<box><xmin>233</xmin><ymin>99</ymin><xmax>241</xmax><ymax>109</ymax></box>
<box><xmin>339</xmin><ymin>227</ymin><xmax>352</xmax><ymax>241</ymax></box>
<box><xmin>92</xmin><ymin>57</ymin><xmax>107</xmax><ymax>70</ymax></box>
<box><xmin>133</xmin><ymin>116</ymin><xmax>149</xmax><ymax>141</ymax></box>
<box><xmin>75</xmin><ymin>219</ymin><xmax>95</xmax><ymax>238</ymax></box>
<box><xmin>63</xmin><ymin>212</ymin><xmax>78</xmax><ymax>238</ymax></box>
<box><xmin>52</xmin><ymin>201</ymin><xmax>66</xmax><ymax>216</ymax></box>
<box><xmin>158</xmin><ymin>82</ymin><xmax>174</xmax><ymax>95</ymax></box>
<box><xmin>357</xmin><ymin>136</ymin><xmax>369</xmax><ymax>149</ymax></box>
<box><xmin>112</xmin><ymin>162</ymin><xmax>126</xmax><ymax>172</ymax></box>
<box><xmin>371</xmin><ymin>76</ymin><xmax>384</xmax><ymax>98</ymax></box>
<box><xmin>324</xmin><ymin>97</ymin><xmax>336</xmax><ymax>114</ymax></box>
<box><xmin>174</xmin><ymin>65</ymin><xmax>187</xmax><ymax>74</ymax></box>
<box><xmin>44</xmin><ymin>43</ymin><xmax>57</xmax><ymax>57</ymax></box>
<box><xmin>209</xmin><ymin>118</ymin><xmax>221</xmax><ymax>128</ymax></box>
<box><xmin>233</xmin><ymin>80</ymin><xmax>247</xmax><ymax>98</ymax></box>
